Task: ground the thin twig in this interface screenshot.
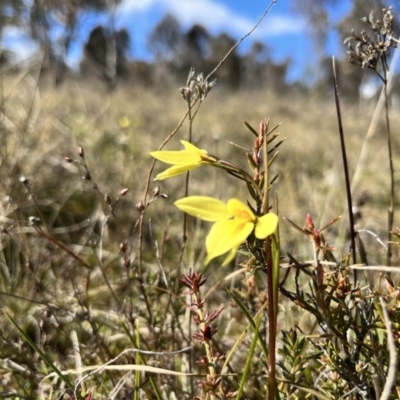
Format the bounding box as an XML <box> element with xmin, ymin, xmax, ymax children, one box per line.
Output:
<box><xmin>205</xmin><ymin>0</ymin><xmax>278</xmax><ymax>82</ymax></box>
<box><xmin>182</xmin><ymin>92</ymin><xmax>194</xmax><ymax>249</ymax></box>
<box><xmin>381</xmin><ymin>55</ymin><xmax>394</xmax><ymax>266</ymax></box>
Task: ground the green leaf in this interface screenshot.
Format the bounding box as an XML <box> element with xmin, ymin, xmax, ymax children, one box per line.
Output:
<box><xmin>226</xmin><ymin>289</ymin><xmax>268</xmax><ymax>359</ymax></box>
<box><xmin>236</xmin><ymin>312</ymin><xmax>262</xmax><ymax>400</ymax></box>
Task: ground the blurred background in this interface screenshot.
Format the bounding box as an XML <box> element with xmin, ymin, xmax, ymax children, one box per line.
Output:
<box><xmin>1</xmin><ymin>0</ymin><xmax>399</xmax><ymax>97</ymax></box>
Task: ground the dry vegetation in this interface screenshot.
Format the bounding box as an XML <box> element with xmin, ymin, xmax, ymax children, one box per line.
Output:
<box><xmin>1</xmin><ymin>43</ymin><xmax>400</xmax><ymax>399</ymax></box>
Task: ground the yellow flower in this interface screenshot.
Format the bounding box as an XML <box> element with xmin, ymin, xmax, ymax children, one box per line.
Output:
<box><xmin>150</xmin><ymin>141</ymin><xmax>216</xmax><ymax>180</ymax></box>
<box><xmin>174</xmin><ymin>196</ymin><xmax>278</xmax><ymax>265</ymax></box>
<box><xmin>119</xmin><ymin>116</ymin><xmax>131</xmax><ymax>128</ymax></box>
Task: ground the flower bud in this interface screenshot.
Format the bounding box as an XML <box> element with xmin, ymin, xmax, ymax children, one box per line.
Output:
<box><xmin>152</xmin><ymin>186</ymin><xmax>160</xmax><ymax>197</ymax></box>
<box><xmin>136</xmin><ymin>201</ymin><xmax>146</xmax><ymax>212</ymax></box>
<box><xmin>259</xmin><ymin>120</ymin><xmax>266</xmax><ymax>136</ymax></box>
<box><xmin>306</xmin><ymin>213</ymin><xmax>315</xmax><ymax>231</ymax></box>
<box><xmin>78</xmin><ymin>146</ymin><xmax>85</xmax><ymax>158</ymax></box>
<box><xmin>19</xmin><ymin>176</ymin><xmax>30</xmax><ymax>185</ymax></box>
<box><xmin>119</xmin><ymin>241</ymin><xmax>128</xmax><ymax>252</ymax></box>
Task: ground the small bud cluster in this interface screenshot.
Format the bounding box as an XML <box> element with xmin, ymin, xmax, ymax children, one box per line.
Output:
<box><xmin>136</xmin><ymin>185</ymin><xmax>168</xmax><ymax>212</ymax></box>
<box><xmin>179</xmin><ymin>272</ymin><xmax>236</xmax><ymax>397</ymax></box>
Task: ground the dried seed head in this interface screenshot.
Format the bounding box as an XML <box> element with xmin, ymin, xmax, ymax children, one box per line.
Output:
<box><xmin>345</xmin><ymin>6</ymin><xmax>397</xmax><ymax>69</ymax></box>
<box><xmin>104</xmin><ymin>194</ymin><xmax>112</xmax><ymax>205</ymax></box>
<box><xmin>180</xmin><ymin>69</ymin><xmax>215</xmax><ymax>102</ymax></box>
<box><xmin>119</xmin><ymin>188</ymin><xmax>129</xmax><ymax>196</ymax></box>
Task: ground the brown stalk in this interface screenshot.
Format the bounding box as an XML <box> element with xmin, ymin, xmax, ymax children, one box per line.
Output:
<box><xmin>332</xmin><ymin>57</ymin><xmax>357</xmax><ymax>282</ymax></box>
<box><xmin>262</xmin><ymin>121</ymin><xmax>276</xmax><ymax>400</ymax></box>
<box><xmin>381</xmin><ymin>55</ymin><xmax>394</xmax><ymax>266</ymax></box>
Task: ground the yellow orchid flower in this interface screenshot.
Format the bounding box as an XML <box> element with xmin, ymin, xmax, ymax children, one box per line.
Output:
<box><xmin>150</xmin><ymin>140</ymin><xmax>217</xmax><ymax>180</ymax></box>
<box><xmin>174</xmin><ymin>196</ymin><xmax>278</xmax><ymax>265</ymax></box>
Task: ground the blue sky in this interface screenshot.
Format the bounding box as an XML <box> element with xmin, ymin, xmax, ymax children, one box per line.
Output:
<box><xmin>2</xmin><ymin>0</ymin><xmax>357</xmax><ymax>82</ymax></box>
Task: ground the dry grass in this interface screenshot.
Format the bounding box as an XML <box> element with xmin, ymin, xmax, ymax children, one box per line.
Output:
<box><xmin>1</xmin><ymin>66</ymin><xmax>400</xmax><ymax>399</ymax></box>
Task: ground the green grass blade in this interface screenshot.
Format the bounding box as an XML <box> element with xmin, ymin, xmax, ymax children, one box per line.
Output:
<box><xmin>235</xmin><ymin>313</ymin><xmax>262</xmax><ymax>400</ymax></box>
<box><xmin>220</xmin><ymin>297</ymin><xmax>269</xmax><ymax>375</ymax></box>
<box><xmin>226</xmin><ymin>289</ymin><xmax>268</xmax><ymax>361</ymax></box>
<box><xmin>120</xmin><ymin>321</ymin><xmax>162</xmax><ymax>400</ymax></box>
<box><xmin>134</xmin><ymin>320</ymin><xmax>141</xmax><ymax>400</ymax></box>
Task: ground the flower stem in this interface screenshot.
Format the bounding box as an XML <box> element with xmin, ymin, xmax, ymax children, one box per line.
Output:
<box><xmin>381</xmin><ymin>56</ymin><xmax>394</xmax><ymax>266</ymax></box>
<box><xmin>192</xmin><ymin>293</ymin><xmax>216</xmax><ymax>380</ymax></box>
<box><xmin>262</xmin><ymin>123</ymin><xmax>277</xmax><ymax>400</ymax></box>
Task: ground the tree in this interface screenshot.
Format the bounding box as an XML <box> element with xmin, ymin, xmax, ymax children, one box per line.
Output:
<box><xmin>147</xmin><ymin>15</ymin><xmax>212</xmax><ymax>84</ymax></box>
<box><xmin>147</xmin><ymin>14</ymin><xmax>184</xmax><ymax>62</ymax></box>
<box><xmin>2</xmin><ymin>0</ymin><xmax>123</xmax><ymax>82</ymax></box>
<box><xmin>291</xmin><ymin>0</ymin><xmax>340</xmax><ymax>51</ymax></box>
<box><xmin>208</xmin><ymin>33</ymin><xmax>241</xmax><ymax>89</ymax></box>
<box><xmin>185</xmin><ymin>24</ymin><xmax>210</xmax><ymax>63</ymax></box>
<box><xmin>80</xmin><ymin>25</ymin><xmax>130</xmax><ymax>87</ymax></box>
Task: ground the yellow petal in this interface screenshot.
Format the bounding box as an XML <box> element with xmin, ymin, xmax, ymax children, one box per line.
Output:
<box><xmin>150</xmin><ymin>149</ymin><xmax>202</xmax><ymax>165</ymax></box>
<box><xmin>174</xmin><ymin>196</ymin><xmax>231</xmax><ymax>221</ymax></box>
<box><xmin>205</xmin><ymin>246</ymin><xmax>238</xmax><ymax>266</ymax></box>
<box><xmin>154</xmin><ymin>163</ymin><xmax>203</xmax><ymax>180</ymax></box>
<box><xmin>254</xmin><ymin>213</ymin><xmax>279</xmax><ymax>239</ymax></box>
<box><xmin>181</xmin><ymin>140</ymin><xmax>207</xmax><ymax>154</ymax></box>
<box><xmin>227</xmin><ymin>199</ymin><xmax>255</xmax><ymax>221</ymax></box>
<box><xmin>221</xmin><ymin>247</ymin><xmax>238</xmax><ymax>266</ymax></box>
<box><xmin>206</xmin><ymin>219</ymin><xmax>254</xmax><ymax>262</ymax></box>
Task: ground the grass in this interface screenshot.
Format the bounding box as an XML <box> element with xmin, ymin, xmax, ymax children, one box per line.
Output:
<box><xmin>1</xmin><ymin>53</ymin><xmax>400</xmax><ymax>399</ymax></box>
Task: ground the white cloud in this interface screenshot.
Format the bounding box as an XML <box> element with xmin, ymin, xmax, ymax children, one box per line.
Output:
<box><xmin>118</xmin><ymin>0</ymin><xmax>305</xmax><ymax>37</ymax></box>
<box><xmin>2</xmin><ymin>26</ymin><xmax>39</xmax><ymax>62</ymax></box>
